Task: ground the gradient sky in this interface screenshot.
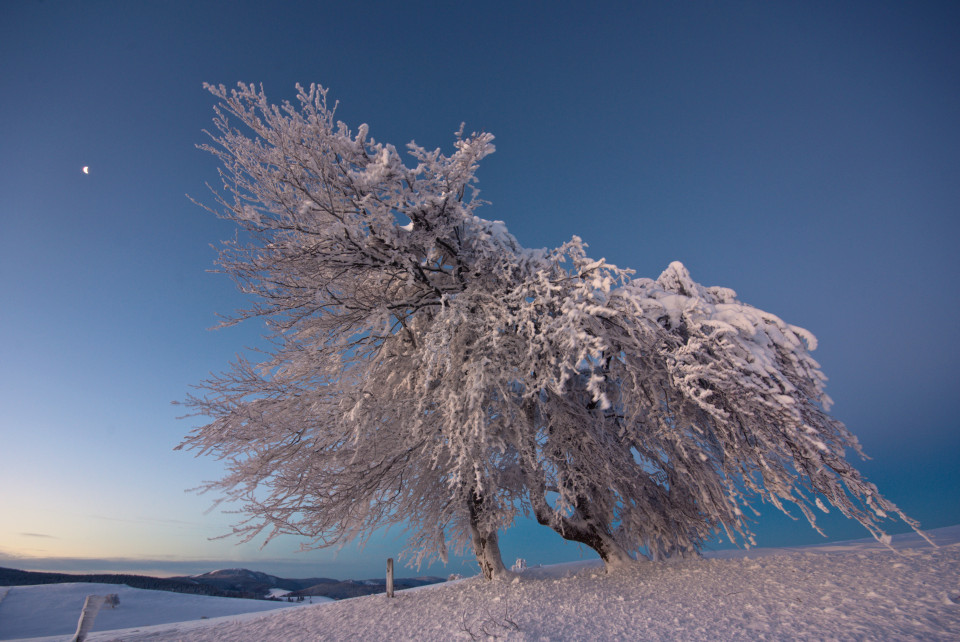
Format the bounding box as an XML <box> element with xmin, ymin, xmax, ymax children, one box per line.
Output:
<box><xmin>1</xmin><ymin>1</ymin><xmax>958</xmax><ymax>580</ymax></box>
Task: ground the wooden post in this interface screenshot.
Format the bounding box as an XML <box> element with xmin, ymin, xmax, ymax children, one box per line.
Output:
<box><xmin>72</xmin><ymin>595</ymin><xmax>106</xmax><ymax>642</ymax></box>
<box><xmin>386</xmin><ymin>557</ymin><xmax>394</xmax><ymax>598</ymax></box>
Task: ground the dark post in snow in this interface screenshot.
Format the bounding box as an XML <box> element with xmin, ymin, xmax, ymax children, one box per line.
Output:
<box><xmin>386</xmin><ymin>557</ymin><xmax>394</xmax><ymax>598</ymax></box>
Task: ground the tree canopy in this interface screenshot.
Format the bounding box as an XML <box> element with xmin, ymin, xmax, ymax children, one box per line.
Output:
<box><xmin>179</xmin><ymin>83</ymin><xmax>924</xmax><ymax>579</ymax></box>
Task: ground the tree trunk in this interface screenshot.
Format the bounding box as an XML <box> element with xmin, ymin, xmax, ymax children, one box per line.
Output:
<box><xmin>532</xmin><ymin>496</ymin><xmax>636</xmax><ymax>572</ymax></box>
<box><xmin>519</xmin><ymin>401</ymin><xmax>637</xmax><ymax>570</ymax></box>
<box><xmin>468</xmin><ymin>492</ymin><xmax>508</xmax><ymax>580</ymax></box>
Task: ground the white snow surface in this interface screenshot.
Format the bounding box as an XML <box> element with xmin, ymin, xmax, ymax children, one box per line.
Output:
<box><xmin>0</xmin><ymin>583</ymin><xmax>304</xmax><ymax>641</ymax></box>
<box><xmin>3</xmin><ymin>525</ymin><xmax>958</xmax><ymax>641</ymax></box>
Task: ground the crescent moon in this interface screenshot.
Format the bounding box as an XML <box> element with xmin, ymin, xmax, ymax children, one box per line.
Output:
<box><xmin>82</xmin><ymin>166</ymin><xmax>89</xmax><ymax>174</ymax></box>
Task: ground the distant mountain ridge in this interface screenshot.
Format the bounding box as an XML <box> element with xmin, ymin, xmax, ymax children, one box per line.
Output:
<box><xmin>0</xmin><ymin>567</ymin><xmax>232</xmax><ymax>597</ymax></box>
<box><xmin>0</xmin><ymin>566</ymin><xmax>445</xmax><ymax>601</ymax></box>
<box><xmin>178</xmin><ymin>568</ymin><xmax>445</xmax><ymax>600</ymax></box>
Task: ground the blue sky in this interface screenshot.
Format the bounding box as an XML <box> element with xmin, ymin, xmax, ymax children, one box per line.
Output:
<box><xmin>1</xmin><ymin>0</ymin><xmax>957</xmax><ymax>580</ymax></box>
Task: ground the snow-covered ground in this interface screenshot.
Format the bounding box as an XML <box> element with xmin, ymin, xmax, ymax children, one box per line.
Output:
<box><xmin>3</xmin><ymin>525</ymin><xmax>959</xmax><ymax>641</ymax></box>
<box><xmin>0</xmin><ymin>583</ymin><xmax>313</xmax><ymax>641</ymax></box>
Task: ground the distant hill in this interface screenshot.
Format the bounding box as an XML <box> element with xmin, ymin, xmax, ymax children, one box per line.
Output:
<box><xmin>175</xmin><ymin>568</ymin><xmax>445</xmax><ymax>600</ymax></box>
<box><xmin>286</xmin><ymin>576</ymin><xmax>444</xmax><ymax>600</ymax></box>
<box><xmin>172</xmin><ymin>568</ymin><xmax>337</xmax><ymax>596</ymax></box>
<box><xmin>1</xmin><ymin>566</ymin><xmax>446</xmax><ymax>601</ymax></box>
<box><xmin>0</xmin><ymin>567</ymin><xmax>231</xmax><ymax>597</ymax></box>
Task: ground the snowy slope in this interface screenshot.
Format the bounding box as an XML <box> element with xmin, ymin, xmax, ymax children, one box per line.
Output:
<box><xmin>0</xmin><ymin>582</ymin><xmax>309</xmax><ymax>641</ymax></box>
<box><xmin>105</xmin><ymin>526</ymin><xmax>960</xmax><ymax>640</ymax></box>
<box><xmin>5</xmin><ymin>526</ymin><xmax>959</xmax><ymax>641</ymax></box>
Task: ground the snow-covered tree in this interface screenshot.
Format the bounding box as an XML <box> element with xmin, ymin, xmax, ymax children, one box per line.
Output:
<box><xmin>180</xmin><ymin>83</ymin><xmax>924</xmax><ymax>580</ymax></box>
<box><xmin>179</xmin><ymin>82</ymin><xmax>531</xmax><ymax>578</ymax></box>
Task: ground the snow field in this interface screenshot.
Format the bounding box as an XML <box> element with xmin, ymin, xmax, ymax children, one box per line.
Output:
<box><xmin>3</xmin><ymin>527</ymin><xmax>957</xmax><ymax>641</ymax></box>
<box><xmin>86</xmin><ymin>532</ymin><xmax>959</xmax><ymax>641</ymax></box>
<box><xmin>0</xmin><ymin>582</ymin><xmax>303</xmax><ymax>641</ymax></box>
